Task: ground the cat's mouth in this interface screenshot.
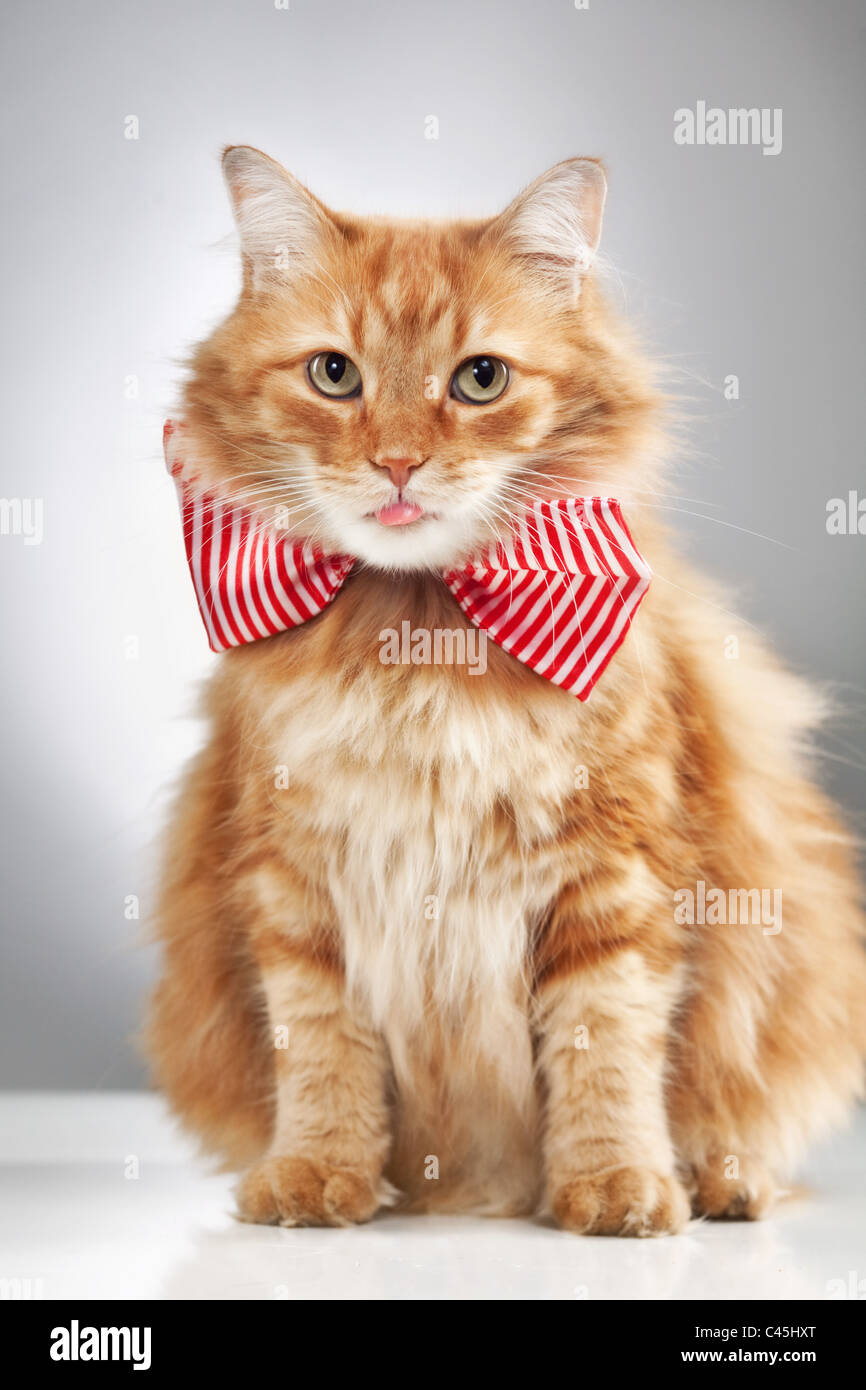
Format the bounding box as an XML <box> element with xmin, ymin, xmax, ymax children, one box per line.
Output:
<box><xmin>329</xmin><ymin>495</ymin><xmax>478</xmax><ymax>570</ymax></box>
<box><xmin>366</xmin><ymin>501</ymin><xmax>438</xmax><ymax>528</ymax></box>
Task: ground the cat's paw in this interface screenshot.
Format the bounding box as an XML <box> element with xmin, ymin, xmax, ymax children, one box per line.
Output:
<box><xmin>236</xmin><ymin>1155</ymin><xmax>383</xmax><ymax>1228</ymax></box>
<box><xmin>689</xmin><ymin>1152</ymin><xmax>776</xmax><ymax>1221</ymax></box>
<box><xmin>551</xmin><ymin>1166</ymin><xmax>690</xmax><ymax>1237</ymax></box>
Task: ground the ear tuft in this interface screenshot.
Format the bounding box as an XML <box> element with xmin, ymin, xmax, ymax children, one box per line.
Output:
<box><xmin>492</xmin><ymin>158</ymin><xmax>607</xmax><ymax>298</ymax></box>
<box><xmin>221</xmin><ymin>146</ymin><xmax>328</xmax><ymax>287</ymax></box>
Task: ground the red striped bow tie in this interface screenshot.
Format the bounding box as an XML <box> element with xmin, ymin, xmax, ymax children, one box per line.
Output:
<box><xmin>164</xmin><ymin>419</ymin><xmax>651</xmax><ymax>701</ymax></box>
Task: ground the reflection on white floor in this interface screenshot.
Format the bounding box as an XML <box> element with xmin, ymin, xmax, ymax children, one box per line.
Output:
<box><xmin>1</xmin><ymin>1094</ymin><xmax>864</xmax><ymax>1300</ymax></box>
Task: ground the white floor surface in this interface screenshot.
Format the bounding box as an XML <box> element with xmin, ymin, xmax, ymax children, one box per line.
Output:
<box><xmin>1</xmin><ymin>1093</ymin><xmax>864</xmax><ymax>1300</ymax></box>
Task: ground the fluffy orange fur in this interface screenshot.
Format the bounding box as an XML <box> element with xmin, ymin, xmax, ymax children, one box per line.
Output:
<box><xmin>145</xmin><ymin>148</ymin><xmax>866</xmax><ymax>1234</ymax></box>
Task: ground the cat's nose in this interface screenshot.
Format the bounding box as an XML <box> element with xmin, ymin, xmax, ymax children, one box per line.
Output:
<box><xmin>372</xmin><ymin>456</ymin><xmax>426</xmax><ymax>491</ymax></box>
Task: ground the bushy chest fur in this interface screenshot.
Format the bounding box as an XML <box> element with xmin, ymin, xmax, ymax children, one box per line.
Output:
<box><xmin>256</xmin><ymin>647</ymin><xmax>584</xmax><ymax>1044</ymax></box>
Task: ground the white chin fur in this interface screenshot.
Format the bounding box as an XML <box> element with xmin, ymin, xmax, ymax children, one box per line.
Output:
<box><xmin>328</xmin><ymin>510</ymin><xmax>482</xmax><ymax>572</ymax></box>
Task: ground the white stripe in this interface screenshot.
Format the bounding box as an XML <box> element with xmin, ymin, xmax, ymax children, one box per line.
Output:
<box><xmin>564</xmin><ymin>498</ymin><xmax>603</xmax><ymax>575</ymax></box>
<box><xmin>531</xmin><ymin>576</ymin><xmax>606</xmax><ymax>676</ymax></box>
<box><xmin>267</xmin><ymin>539</ymin><xmax>307</xmax><ymax>626</ymax></box>
<box><xmin>469</xmin><ymin>567</ymin><xmax>533</xmax><ymax>625</ymax></box>
<box><xmin>321</xmin><ymin>557</ymin><xmax>343</xmax><ymax>589</ymax></box>
<box><xmin>301</xmin><ymin>539</ymin><xmax>330</xmax><ymax>604</ymax></box>
<box><xmin>601</xmin><ymin>499</ymin><xmax>651</xmax><ymax>579</ymax></box>
<box><xmin>189</xmin><ymin>495</ymin><xmax>224</xmax><ymax>651</ymax></box>
<box><xmin>224</xmin><ymin>512</ymin><xmax>255</xmax><ymax>644</ymax></box>
<box><xmin>549</xmin><ymin>503</ymin><xmax>581</xmax><ymax>575</ymax></box>
<box><xmin>505</xmin><ymin>573</ymin><xmax>568</xmax><ymax>662</ymax></box>
<box><xmin>251</xmin><ymin>525</ymin><xmax>286</xmax><ymax>634</ymax></box>
<box><xmin>569</xmin><ymin>578</ymin><xmax>649</xmax><ymax>694</ymax></box>
<box><xmin>208</xmin><ymin>501</ymin><xmax>237</xmax><ymax>649</ymax></box>
<box><xmin>241</xmin><ymin>525</ymin><xmax>273</xmax><ymax>639</ymax></box>
<box><xmin>465</xmin><ymin>565</ymin><xmax>519</xmax><ymax>614</ymax></box>
<box><xmin>516</xmin><ymin>510</ymin><xmax>538</xmax><ymax>570</ymax></box>
<box><xmin>533</xmin><ymin>502</ymin><xmax>559</xmax><ymax>571</ymax></box>
<box><xmin>584</xmin><ymin>499</ymin><xmax>624</xmax><ymax>575</ymax></box>
<box><xmin>164</xmin><ymin>427</ymin><xmax>181</xmax><ymax>477</ymax></box>
<box><xmin>499</xmin><ymin>525</ymin><xmax>521</xmax><ymax>572</ymax></box>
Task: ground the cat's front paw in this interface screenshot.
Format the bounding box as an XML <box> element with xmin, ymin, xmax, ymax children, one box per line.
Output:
<box><xmin>551</xmin><ymin>1166</ymin><xmax>689</xmax><ymax>1237</ymax></box>
<box><xmin>689</xmin><ymin>1152</ymin><xmax>776</xmax><ymax>1221</ymax></box>
<box><xmin>236</xmin><ymin>1155</ymin><xmax>384</xmax><ymax>1228</ymax></box>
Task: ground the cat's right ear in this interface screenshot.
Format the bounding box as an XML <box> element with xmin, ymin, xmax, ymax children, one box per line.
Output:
<box><xmin>222</xmin><ymin>146</ymin><xmax>333</xmax><ymax>290</ymax></box>
<box><xmin>487</xmin><ymin>158</ymin><xmax>607</xmax><ymax>302</ymax></box>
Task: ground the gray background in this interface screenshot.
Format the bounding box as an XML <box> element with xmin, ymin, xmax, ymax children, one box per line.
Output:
<box><xmin>1</xmin><ymin>0</ymin><xmax>863</xmax><ymax>1087</ymax></box>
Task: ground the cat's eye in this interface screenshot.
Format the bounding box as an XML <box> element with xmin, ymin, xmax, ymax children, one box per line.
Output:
<box><xmin>451</xmin><ymin>355</ymin><xmax>509</xmax><ymax>405</ymax></box>
<box><xmin>307</xmin><ymin>352</ymin><xmax>362</xmax><ymax>399</ymax></box>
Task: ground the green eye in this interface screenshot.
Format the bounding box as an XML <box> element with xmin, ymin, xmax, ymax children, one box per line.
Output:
<box><xmin>308</xmin><ymin>352</ymin><xmax>362</xmax><ymax>399</ymax></box>
<box><xmin>451</xmin><ymin>355</ymin><xmax>509</xmax><ymax>404</ymax></box>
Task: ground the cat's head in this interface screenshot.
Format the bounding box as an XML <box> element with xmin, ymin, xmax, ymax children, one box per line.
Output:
<box><xmin>183</xmin><ymin>146</ymin><xmax>658</xmax><ymax>571</ymax></box>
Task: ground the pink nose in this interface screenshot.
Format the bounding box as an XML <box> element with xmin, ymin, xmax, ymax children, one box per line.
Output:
<box><xmin>373</xmin><ymin>456</ymin><xmax>424</xmax><ymax>490</ymax></box>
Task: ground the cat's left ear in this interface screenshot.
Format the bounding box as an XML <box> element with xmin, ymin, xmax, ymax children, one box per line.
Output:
<box><xmin>488</xmin><ymin>158</ymin><xmax>607</xmax><ymax>298</ymax></box>
<box><xmin>222</xmin><ymin>145</ymin><xmax>335</xmax><ymax>290</ymax></box>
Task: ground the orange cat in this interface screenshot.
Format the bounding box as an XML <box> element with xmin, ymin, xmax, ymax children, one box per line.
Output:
<box><xmin>145</xmin><ymin>147</ymin><xmax>866</xmax><ymax>1234</ymax></box>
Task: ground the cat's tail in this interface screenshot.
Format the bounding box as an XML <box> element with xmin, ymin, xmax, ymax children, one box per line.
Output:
<box><xmin>141</xmin><ymin>742</ymin><xmax>275</xmax><ymax>1170</ymax></box>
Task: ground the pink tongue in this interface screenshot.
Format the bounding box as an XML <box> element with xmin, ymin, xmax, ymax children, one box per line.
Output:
<box><xmin>375</xmin><ymin>500</ymin><xmax>424</xmax><ymax>527</ymax></box>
